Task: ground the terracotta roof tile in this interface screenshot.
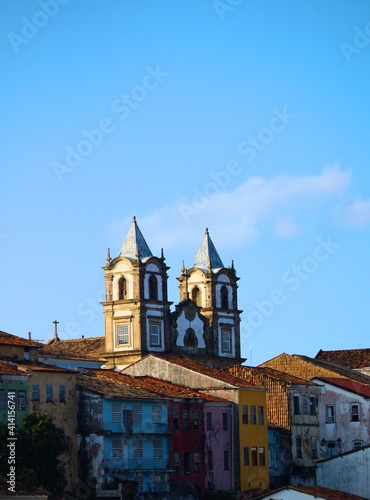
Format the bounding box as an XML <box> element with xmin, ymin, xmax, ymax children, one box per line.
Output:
<box><xmin>253</xmin><ymin>485</ymin><xmax>368</xmax><ymax>500</ymax></box>
<box><xmin>228</xmin><ymin>364</ymin><xmax>317</xmax><ymax>386</ymax></box>
<box><xmin>315</xmin><ymin>377</ymin><xmax>370</xmax><ymax>398</ymax></box>
<box><xmin>150</xmin><ymin>354</ymin><xmax>258</xmax><ymax>389</ymax></box>
<box><xmin>316</xmin><ymin>348</ymin><xmax>370</xmax><ymax>369</ymax></box>
<box><xmin>78</xmin><ymin>369</ymin><xmax>230</xmax><ymax>402</ymax></box>
<box><xmin>134</xmin><ymin>376</ymin><xmax>229</xmax><ymax>402</ymax></box>
<box><xmin>41</xmin><ymin>336</ymin><xmax>105</xmax><ymax>360</ymax></box>
<box><xmin>227</xmin><ymin>365</ymin><xmax>320</xmax><ymax>429</ymax></box>
<box><xmin>260</xmin><ymin>353</ymin><xmax>370</xmax><ymax>386</ymax></box>
<box><xmin>295</xmin><ymin>485</ymin><xmax>368</xmax><ymax>500</ymax></box>
<box><xmin>0</xmin><ymin>330</ymin><xmax>40</xmax><ymax>347</ymax></box>
<box><xmin>16</xmin><ymin>360</ymin><xmax>75</xmax><ymax>373</ymax></box>
<box><xmin>0</xmin><ymin>360</ymin><xmax>26</xmax><ymax>375</ymax></box>
<box><xmin>77</xmin><ymin>369</ymin><xmax>164</xmax><ymax>400</ymax></box>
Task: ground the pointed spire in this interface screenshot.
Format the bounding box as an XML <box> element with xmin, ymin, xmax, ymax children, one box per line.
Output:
<box><xmin>120</xmin><ymin>216</ymin><xmax>152</xmax><ymax>260</ymax></box>
<box><xmin>193</xmin><ymin>228</ymin><xmax>224</xmax><ymax>272</ymax></box>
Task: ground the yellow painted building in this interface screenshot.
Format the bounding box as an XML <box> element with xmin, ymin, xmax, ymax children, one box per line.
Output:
<box><xmin>0</xmin><ymin>330</ymin><xmax>39</xmax><ymax>361</ymax></box>
<box><xmin>237</xmin><ymin>387</ymin><xmax>269</xmax><ymax>491</ymax></box>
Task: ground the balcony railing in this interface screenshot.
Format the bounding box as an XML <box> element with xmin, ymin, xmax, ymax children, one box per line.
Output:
<box><xmin>96</xmin><ymin>484</ymin><xmax>122</xmax><ymax>497</ymax></box>
<box><xmin>104</xmin><ymin>457</ymin><xmax>170</xmax><ymax>472</ymax></box>
<box><xmin>107</xmin><ymin>422</ymin><xmax>170</xmax><ymax>434</ymax></box>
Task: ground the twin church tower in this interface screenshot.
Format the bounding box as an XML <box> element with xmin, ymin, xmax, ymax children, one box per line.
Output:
<box><xmin>101</xmin><ymin>217</ymin><xmax>243</xmax><ymax>368</ymax></box>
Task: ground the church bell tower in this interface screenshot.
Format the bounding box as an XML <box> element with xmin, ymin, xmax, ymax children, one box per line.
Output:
<box><xmin>177</xmin><ymin>228</ymin><xmax>243</xmax><ymax>364</ymax></box>
<box><xmin>101</xmin><ymin>217</ymin><xmax>172</xmax><ymax>368</ymax></box>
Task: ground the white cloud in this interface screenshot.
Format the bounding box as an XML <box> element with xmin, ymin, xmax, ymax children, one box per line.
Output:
<box><xmin>273</xmin><ymin>217</ymin><xmax>299</xmax><ymax>238</ymax></box>
<box><xmin>342</xmin><ymin>198</ymin><xmax>370</xmax><ymax>227</ymax></box>
<box><xmin>108</xmin><ymin>166</ymin><xmax>351</xmax><ymax>256</ymax></box>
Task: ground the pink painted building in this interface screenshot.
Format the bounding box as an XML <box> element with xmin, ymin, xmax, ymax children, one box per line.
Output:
<box><xmin>204</xmin><ymin>401</ymin><xmax>234</xmax><ymax>493</ymax></box>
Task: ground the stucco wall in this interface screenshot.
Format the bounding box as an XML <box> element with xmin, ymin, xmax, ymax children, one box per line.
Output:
<box><xmin>29</xmin><ymin>371</ymin><xmax>78</xmax><ymax>492</ymax></box>
<box><xmin>204</xmin><ymin>403</ymin><xmax>233</xmax><ymax>492</ymax></box>
<box><xmin>0</xmin><ymin>375</ymin><xmax>29</xmax><ymax>428</ymax></box>
<box><xmin>316</xmin><ymin>446</ymin><xmax>370</xmax><ymax>498</ymax></box>
<box><xmin>312</xmin><ymin>378</ymin><xmax>370</xmax><ymax>455</ymax></box>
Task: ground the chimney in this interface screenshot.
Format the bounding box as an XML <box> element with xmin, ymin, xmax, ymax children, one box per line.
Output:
<box><xmin>28</xmin><ymin>331</ymin><xmax>32</xmax><ymax>340</ymax></box>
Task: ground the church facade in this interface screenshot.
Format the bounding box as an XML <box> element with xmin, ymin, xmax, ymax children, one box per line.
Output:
<box><xmin>101</xmin><ymin>217</ymin><xmax>244</xmax><ymax>368</ymax></box>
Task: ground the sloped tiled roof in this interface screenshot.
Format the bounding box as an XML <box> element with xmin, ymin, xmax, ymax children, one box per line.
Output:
<box><xmin>134</xmin><ymin>376</ymin><xmax>229</xmax><ymax>402</ymax></box>
<box><xmin>315</xmin><ymin>377</ymin><xmax>370</xmax><ymax>398</ymax></box>
<box><xmin>149</xmin><ymin>354</ymin><xmax>258</xmax><ymax>389</ymax></box>
<box><xmin>296</xmin><ymin>485</ymin><xmax>368</xmax><ymax>499</ymax></box>
<box><xmin>41</xmin><ymin>336</ymin><xmax>105</xmax><ymax>360</ymax></box>
<box><xmin>228</xmin><ymin>364</ymin><xmax>317</xmax><ymax>386</ymax></box>
<box><xmin>0</xmin><ymin>360</ymin><xmax>26</xmax><ymax>376</ymax></box>
<box><xmin>227</xmin><ymin>365</ymin><xmax>319</xmax><ymax>430</ymax></box>
<box><xmin>77</xmin><ymin>369</ymin><xmax>163</xmax><ymax>400</ymax></box>
<box><xmin>0</xmin><ymin>330</ymin><xmax>40</xmax><ymax>347</ymax></box>
<box><xmin>316</xmin><ymin>348</ymin><xmax>370</xmax><ymax>369</ymax></box>
<box><xmin>78</xmin><ymin>368</ymin><xmax>230</xmax><ymax>402</ymax></box>
<box><xmin>0</xmin><ymin>359</ymin><xmax>70</xmax><ymax>376</ymax></box>
<box><xmin>254</xmin><ymin>485</ymin><xmax>368</xmax><ymax>500</ymax></box>
<box><xmin>260</xmin><ymin>353</ymin><xmax>370</xmax><ymax>386</ymax></box>
<box><xmin>16</xmin><ymin>360</ymin><xmax>75</xmax><ymax>373</ymax></box>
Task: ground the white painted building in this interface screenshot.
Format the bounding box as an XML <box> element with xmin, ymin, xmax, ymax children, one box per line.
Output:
<box><xmin>254</xmin><ymin>484</ymin><xmax>367</xmax><ymax>499</ymax></box>
<box><xmin>312</xmin><ymin>377</ymin><xmax>370</xmax><ymax>457</ymax></box>
<box><xmin>316</xmin><ymin>445</ymin><xmax>370</xmax><ymax>498</ymax></box>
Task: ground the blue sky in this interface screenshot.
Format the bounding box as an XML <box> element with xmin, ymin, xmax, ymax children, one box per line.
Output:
<box><xmin>1</xmin><ymin>1</ymin><xmax>369</xmax><ymax>365</ymax></box>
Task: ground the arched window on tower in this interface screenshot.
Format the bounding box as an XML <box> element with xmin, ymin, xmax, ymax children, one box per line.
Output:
<box><xmin>149</xmin><ymin>274</ymin><xmax>158</xmax><ymax>300</ymax></box>
<box><xmin>118</xmin><ymin>277</ymin><xmax>127</xmax><ymax>300</ymax></box>
<box><xmin>191</xmin><ymin>286</ymin><xmax>201</xmax><ymax>306</ymax></box>
<box><xmin>221</xmin><ymin>285</ymin><xmax>229</xmax><ymax>309</ymax></box>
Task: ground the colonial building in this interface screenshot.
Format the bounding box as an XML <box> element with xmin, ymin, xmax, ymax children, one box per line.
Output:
<box><xmin>0</xmin><ymin>360</ymin><xmax>29</xmax><ymax>428</ymax></box>
<box><xmin>101</xmin><ymin>217</ymin><xmax>244</xmax><ymax>369</ymax></box>
<box><xmin>0</xmin><ymin>330</ymin><xmax>39</xmax><ymax>362</ymax></box>
<box><xmin>77</xmin><ymin>369</ymin><xmax>172</xmax><ymax>497</ymax></box>
<box><xmin>228</xmin><ymin>365</ymin><xmax>321</xmax><ymax>487</ymax></box>
<box><xmin>123</xmin><ymin>353</ymin><xmax>269</xmax><ymax>491</ymax></box>
<box><xmin>77</xmin><ymin>369</ymin><xmax>232</xmax><ymax>498</ymax></box>
<box><xmin>133</xmin><ymin>375</ymin><xmax>233</xmax><ymax>497</ymax></box>
<box><xmin>312</xmin><ymin>377</ymin><xmax>370</xmax><ymax>456</ymax></box>
<box><xmin>23</xmin><ymin>362</ymin><xmax>78</xmax><ymax>492</ymax></box>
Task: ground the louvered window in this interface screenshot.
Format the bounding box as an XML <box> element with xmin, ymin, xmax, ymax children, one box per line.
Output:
<box><xmin>112</xmin><ymin>403</ymin><xmax>121</xmax><ymax>422</ymax></box>
<box><xmin>153</xmin><ymin>439</ymin><xmax>162</xmax><ymax>459</ymax></box>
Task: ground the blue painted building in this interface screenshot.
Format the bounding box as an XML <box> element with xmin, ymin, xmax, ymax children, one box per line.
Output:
<box><xmin>77</xmin><ymin>369</ymin><xmax>171</xmax><ymax>496</ymax></box>
<box><xmin>268</xmin><ymin>425</ymin><xmax>291</xmax><ymax>489</ymax></box>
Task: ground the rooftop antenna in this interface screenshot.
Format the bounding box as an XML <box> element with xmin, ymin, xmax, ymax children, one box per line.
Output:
<box><xmin>28</xmin><ymin>331</ymin><xmax>44</xmax><ymax>343</ymax></box>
